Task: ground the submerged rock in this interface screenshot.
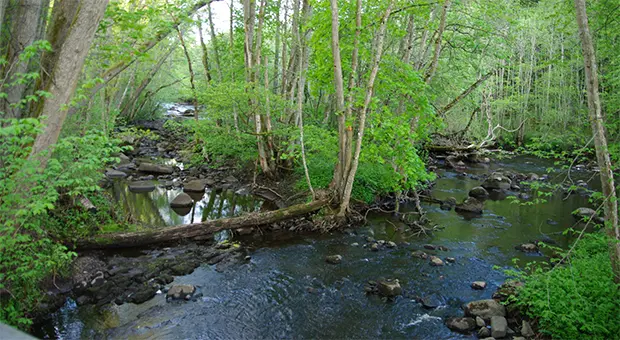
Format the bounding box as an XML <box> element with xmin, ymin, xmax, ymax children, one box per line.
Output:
<box><xmin>464</xmin><ymin>299</ymin><xmax>506</xmax><ymax>321</ymax></box>
<box><xmin>170</xmin><ymin>193</ymin><xmax>193</xmax><ymax>208</ymax></box>
<box><xmin>325</xmin><ymin>255</ymin><xmax>343</xmax><ymax>264</ymax></box>
<box><xmin>419</xmin><ymin>294</ymin><xmax>443</xmax><ymax>309</ymax></box>
<box><xmin>183</xmin><ymin>179</ymin><xmax>207</xmax><ymax>192</ymax></box>
<box><xmin>518</xmin><ymin>243</ymin><xmax>538</xmax><ymax>252</ymax></box>
<box><xmin>445</xmin><ymin>317</ymin><xmax>476</xmax><ymax>334</ymax></box>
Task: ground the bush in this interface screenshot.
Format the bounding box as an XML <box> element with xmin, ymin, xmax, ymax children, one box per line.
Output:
<box><xmin>191</xmin><ymin>120</ymin><xmax>257</xmax><ymax>167</ymax></box>
<box><xmin>0</xmin><ymin>118</ymin><xmax>123</xmax><ymax>328</ymax></box>
<box><xmin>510</xmin><ymin>234</ymin><xmax>620</xmax><ymax>339</ymax></box>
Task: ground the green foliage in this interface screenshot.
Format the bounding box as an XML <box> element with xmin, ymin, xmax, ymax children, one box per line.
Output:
<box><xmin>508</xmin><ymin>234</ymin><xmax>620</xmax><ymax>339</ymax></box>
<box><xmin>191</xmin><ymin>120</ymin><xmax>257</xmax><ymax>167</ymax></box>
<box><xmin>0</xmin><ymin>119</ymin><xmax>123</xmax><ymax>328</ymax></box>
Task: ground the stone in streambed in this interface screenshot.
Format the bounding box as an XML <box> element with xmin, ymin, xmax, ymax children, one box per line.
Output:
<box><xmin>521</xmin><ymin>320</ymin><xmax>535</xmax><ymax>337</ymax></box>
<box><xmin>138</xmin><ymin>162</ymin><xmax>174</xmax><ymax>175</ymax></box>
<box><xmin>166</xmin><ymin>284</ymin><xmax>196</xmax><ymax>300</ymax></box>
<box><xmin>482</xmin><ymin>172</ymin><xmax>512</xmax><ymax>190</ymax></box>
<box><xmin>464</xmin><ymin>299</ymin><xmax>506</xmax><ymax>321</ymax></box>
<box><xmin>476</xmin><ymin>316</ymin><xmax>485</xmax><ymax>327</ymax></box>
<box><xmin>455</xmin><ymin>197</ymin><xmax>484</xmax><ymax>214</ymax></box>
<box><xmin>490</xmin><ymin>316</ymin><xmax>508</xmax><ymax>338</ymax></box>
<box><xmin>170</xmin><ymin>193</ymin><xmax>193</xmax><ymax>208</ymax></box>
<box><xmin>471</xmin><ymin>281</ymin><xmax>487</xmax><ymax>290</ymax></box>
<box><xmin>376</xmin><ymin>279</ymin><xmax>402</xmax><ymax>297</ymax></box>
<box><xmin>183</xmin><ymin>179</ymin><xmax>207</xmax><ymax>192</ymax></box>
<box><xmin>128</xmin><ymin>181</ymin><xmax>156</xmax><ymax>193</ymax></box>
<box><xmin>430</xmin><ymin>256</ymin><xmax>444</xmax><ymax>266</ymax></box>
<box><xmin>519</xmin><ymin>243</ymin><xmax>538</xmax><ymax>252</ymax></box>
<box><xmin>106</xmin><ymin>169</ymin><xmax>127</xmax><ymax>179</ymax></box>
<box><xmin>445</xmin><ymin>317</ymin><xmax>476</xmax><ymax>334</ymax></box>
<box><xmin>325</xmin><ymin>255</ymin><xmax>342</xmax><ymax>264</ymax></box>
<box><xmin>468</xmin><ymin>186</ymin><xmax>489</xmax><ymax>199</ymax></box>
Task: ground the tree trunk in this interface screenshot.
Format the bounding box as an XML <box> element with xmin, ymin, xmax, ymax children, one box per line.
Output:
<box><xmin>207</xmin><ymin>2</ymin><xmax>223</xmax><ymax>81</ymax></box>
<box><xmin>439</xmin><ymin>70</ymin><xmax>494</xmax><ymax>116</ymax></box>
<box><xmin>338</xmin><ymin>1</ymin><xmax>395</xmax><ymax>216</ymax></box>
<box><xmin>175</xmin><ymin>26</ymin><xmax>199</xmax><ymax>120</ymax></box>
<box><xmin>197</xmin><ymin>15</ymin><xmax>212</xmax><ymax>83</ymax></box>
<box><xmin>1</xmin><ymin>0</ymin><xmax>43</xmax><ymax>119</ymax></box>
<box><xmin>28</xmin><ymin>0</ymin><xmax>109</xmax><ymax>168</ymax></box>
<box><xmin>328</xmin><ymin>0</ymin><xmax>346</xmax><ymax>195</ymax></box>
<box><xmin>574</xmin><ymin>0</ymin><xmax>620</xmax><ymax>283</ymax></box>
<box><xmin>78</xmin><ymin>199</ymin><xmax>329</xmax><ymax>249</ymax></box>
<box><xmin>424</xmin><ymin>0</ymin><xmax>451</xmax><ymax>84</ymax></box>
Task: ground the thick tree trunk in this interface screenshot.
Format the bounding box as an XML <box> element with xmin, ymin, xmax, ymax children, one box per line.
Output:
<box><xmin>28</xmin><ymin>0</ymin><xmax>109</xmax><ymax>167</ymax></box>
<box><xmin>78</xmin><ymin>199</ymin><xmax>329</xmax><ymax>249</ymax></box>
<box><xmin>1</xmin><ymin>0</ymin><xmax>43</xmax><ymax>119</ymax></box>
<box><xmin>574</xmin><ymin>0</ymin><xmax>620</xmax><ymax>283</ymax></box>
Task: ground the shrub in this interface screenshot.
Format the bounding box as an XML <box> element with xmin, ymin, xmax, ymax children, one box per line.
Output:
<box><xmin>0</xmin><ymin>118</ymin><xmax>123</xmax><ymax>328</ymax></box>
<box><xmin>509</xmin><ymin>234</ymin><xmax>620</xmax><ymax>339</ymax></box>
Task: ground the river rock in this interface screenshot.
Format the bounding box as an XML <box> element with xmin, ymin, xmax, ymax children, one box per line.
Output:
<box><xmin>183</xmin><ymin>179</ymin><xmax>207</xmax><ymax>192</ymax></box>
<box><xmin>572</xmin><ymin>207</ymin><xmax>602</xmax><ymax>222</ymax></box>
<box><xmin>519</xmin><ymin>243</ymin><xmax>538</xmax><ymax>252</ymax></box>
<box><xmin>170</xmin><ymin>193</ymin><xmax>193</xmax><ymax>208</ymax></box>
<box><xmin>521</xmin><ymin>320</ymin><xmax>535</xmax><ymax>337</ymax></box>
<box><xmin>482</xmin><ymin>172</ymin><xmax>512</xmax><ymax>191</ymax></box>
<box><xmin>138</xmin><ymin>162</ymin><xmax>174</xmax><ymax>175</ymax></box>
<box><xmin>469</xmin><ymin>186</ymin><xmax>489</xmax><ymax>199</ymax></box>
<box><xmin>430</xmin><ymin>256</ymin><xmax>444</xmax><ymax>266</ymax></box>
<box><xmin>386</xmin><ymin>241</ymin><xmax>397</xmax><ymax>248</ymax></box>
<box><xmin>527</xmin><ymin>172</ymin><xmax>540</xmax><ymax>181</ymax></box>
<box><xmin>477</xmin><ymin>326</ymin><xmax>491</xmax><ymax>337</ymax></box>
<box><xmin>476</xmin><ymin>316</ymin><xmax>485</xmax><ymax>327</ymax></box>
<box><xmin>376</xmin><ymin>279</ymin><xmax>402</xmax><ymax>297</ymax></box>
<box><xmin>166</xmin><ymin>284</ymin><xmax>196</xmax><ymax>300</ymax></box>
<box><xmin>445</xmin><ymin>257</ymin><xmax>456</xmax><ymax>263</ymax></box>
<box><xmin>455</xmin><ymin>197</ymin><xmax>484</xmax><ymax>214</ymax></box>
<box><xmin>445</xmin><ymin>317</ymin><xmax>476</xmax><ymax>334</ymax></box>
<box><xmin>471</xmin><ymin>281</ymin><xmax>487</xmax><ymax>290</ymax></box>
<box><xmin>128</xmin><ymin>181</ymin><xmax>156</xmax><ymax>193</ymax></box>
<box><xmin>129</xmin><ymin>286</ymin><xmax>158</xmax><ymax>304</ymax></box>
<box><xmin>412</xmin><ymin>250</ymin><xmax>428</xmax><ymax>259</ymax></box>
<box><xmin>325</xmin><ymin>255</ymin><xmax>343</xmax><ymax>264</ymax></box>
<box><xmin>419</xmin><ymin>294</ymin><xmax>443</xmax><ymax>309</ymax></box>
<box><xmin>440</xmin><ymin>197</ymin><xmax>457</xmax><ymax>210</ymax></box>
<box><xmin>370</xmin><ymin>243</ymin><xmax>380</xmax><ymax>251</ymax></box>
<box><xmin>464</xmin><ymin>299</ymin><xmax>506</xmax><ymax>321</ymax></box>
<box><xmin>424</xmin><ymin>244</ymin><xmax>437</xmax><ymax>250</ymax></box>
<box><xmin>490</xmin><ymin>316</ymin><xmax>508</xmax><ymax>338</ymax></box>
<box><xmin>105</xmin><ymin>169</ymin><xmax>127</xmax><ymax>179</ymax></box>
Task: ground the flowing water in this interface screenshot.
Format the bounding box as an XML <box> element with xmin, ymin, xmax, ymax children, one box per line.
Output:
<box><xmin>34</xmin><ymin>156</ymin><xmax>596</xmax><ymax>340</ymax></box>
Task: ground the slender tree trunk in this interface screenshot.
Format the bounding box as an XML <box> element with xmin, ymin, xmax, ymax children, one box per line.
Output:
<box><xmin>439</xmin><ymin>70</ymin><xmax>494</xmax><ymax>116</ymax></box>
<box><xmin>328</xmin><ymin>0</ymin><xmax>346</xmax><ymax>195</ymax></box>
<box><xmin>175</xmin><ymin>26</ymin><xmax>199</xmax><ymax>120</ymax></box>
<box><xmin>207</xmin><ymin>2</ymin><xmax>223</xmax><ymax>81</ymax></box>
<box><xmin>197</xmin><ymin>15</ymin><xmax>213</xmax><ymax>83</ymax></box>
<box><xmin>424</xmin><ymin>0</ymin><xmax>451</xmax><ymax>84</ymax></box>
<box><xmin>28</xmin><ymin>0</ymin><xmax>109</xmax><ymax>168</ymax></box>
<box><xmin>574</xmin><ymin>0</ymin><xmax>620</xmax><ymax>283</ymax></box>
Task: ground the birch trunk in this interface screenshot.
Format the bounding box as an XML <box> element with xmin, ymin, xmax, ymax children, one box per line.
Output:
<box><xmin>424</xmin><ymin>0</ymin><xmax>451</xmax><ymax>84</ymax></box>
<box><xmin>574</xmin><ymin>0</ymin><xmax>620</xmax><ymax>283</ymax></box>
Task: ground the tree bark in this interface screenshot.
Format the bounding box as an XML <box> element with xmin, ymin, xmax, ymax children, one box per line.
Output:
<box><xmin>28</xmin><ymin>0</ymin><xmax>109</xmax><ymax>168</ymax></box>
<box><xmin>197</xmin><ymin>14</ymin><xmax>213</xmax><ymax>83</ymax></box>
<box><xmin>328</xmin><ymin>0</ymin><xmax>346</xmax><ymax>195</ymax></box>
<box><xmin>78</xmin><ymin>199</ymin><xmax>329</xmax><ymax>249</ymax></box>
<box><xmin>424</xmin><ymin>0</ymin><xmax>451</xmax><ymax>84</ymax></box>
<box><xmin>1</xmin><ymin>0</ymin><xmax>43</xmax><ymax>119</ymax></box>
<box><xmin>175</xmin><ymin>26</ymin><xmax>199</xmax><ymax>120</ymax></box>
<box><xmin>439</xmin><ymin>70</ymin><xmax>494</xmax><ymax>116</ymax></box>
<box><xmin>207</xmin><ymin>2</ymin><xmax>223</xmax><ymax>81</ymax></box>
<box><xmin>574</xmin><ymin>0</ymin><xmax>620</xmax><ymax>283</ymax></box>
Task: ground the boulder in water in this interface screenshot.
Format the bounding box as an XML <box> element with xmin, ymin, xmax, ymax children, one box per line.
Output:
<box><xmin>482</xmin><ymin>172</ymin><xmax>512</xmax><ymax>191</ymax></box>
<box><xmin>376</xmin><ymin>279</ymin><xmax>402</xmax><ymax>297</ymax></box>
<box><xmin>471</xmin><ymin>281</ymin><xmax>487</xmax><ymax>290</ymax></box>
<box><xmin>572</xmin><ymin>207</ymin><xmax>603</xmax><ymax>223</ymax></box>
<box><xmin>170</xmin><ymin>193</ymin><xmax>193</xmax><ymax>208</ymax></box>
<box><xmin>430</xmin><ymin>256</ymin><xmax>444</xmax><ymax>266</ymax></box>
<box><xmin>445</xmin><ymin>317</ymin><xmax>476</xmax><ymax>334</ymax></box>
<box><xmin>455</xmin><ymin>197</ymin><xmax>484</xmax><ymax>214</ymax></box>
<box><xmin>183</xmin><ymin>179</ymin><xmax>207</xmax><ymax>192</ymax></box>
<box><xmin>128</xmin><ymin>181</ymin><xmax>156</xmax><ymax>193</ymax></box>
<box><xmin>519</xmin><ymin>243</ymin><xmax>538</xmax><ymax>252</ymax></box>
<box><xmin>138</xmin><ymin>162</ymin><xmax>173</xmax><ymax>175</ymax></box>
<box><xmin>106</xmin><ymin>169</ymin><xmax>127</xmax><ymax>179</ymax></box>
<box><xmin>325</xmin><ymin>255</ymin><xmax>343</xmax><ymax>264</ymax></box>
<box><xmin>464</xmin><ymin>299</ymin><xmax>506</xmax><ymax>321</ymax></box>
<box><xmin>166</xmin><ymin>284</ymin><xmax>196</xmax><ymax>300</ymax></box>
<box><xmin>469</xmin><ymin>186</ymin><xmax>489</xmax><ymax>199</ymax></box>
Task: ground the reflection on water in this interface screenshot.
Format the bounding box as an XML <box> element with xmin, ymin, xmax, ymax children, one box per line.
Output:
<box><xmin>36</xmin><ymin>156</ymin><xmax>599</xmax><ymax>339</ymax></box>
<box><xmin>111</xmin><ymin>180</ymin><xmax>262</xmax><ymax>227</ymax></box>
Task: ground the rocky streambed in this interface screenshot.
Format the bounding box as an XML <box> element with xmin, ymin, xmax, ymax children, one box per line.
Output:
<box><xmin>32</xmin><ymin>119</ymin><xmax>603</xmax><ymax>339</ymax></box>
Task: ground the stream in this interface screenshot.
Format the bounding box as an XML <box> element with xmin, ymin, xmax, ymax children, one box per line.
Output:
<box><xmin>33</xmin><ymin>155</ymin><xmax>596</xmax><ymax>339</ymax></box>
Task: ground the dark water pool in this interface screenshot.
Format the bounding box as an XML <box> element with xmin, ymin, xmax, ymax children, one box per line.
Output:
<box><xmin>34</xmin><ymin>155</ymin><xmax>595</xmax><ymax>339</ymax></box>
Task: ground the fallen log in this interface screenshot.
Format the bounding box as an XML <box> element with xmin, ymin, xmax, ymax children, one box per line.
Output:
<box><xmin>78</xmin><ymin>199</ymin><xmax>329</xmax><ymax>250</ymax></box>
